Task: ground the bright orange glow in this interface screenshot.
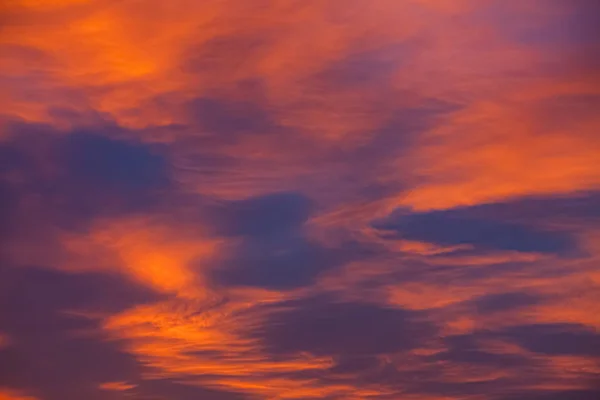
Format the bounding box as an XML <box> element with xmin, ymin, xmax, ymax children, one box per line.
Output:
<box><xmin>98</xmin><ymin>381</ymin><xmax>136</xmax><ymax>391</ymax></box>
<box><xmin>0</xmin><ymin>389</ymin><xmax>38</xmax><ymax>400</ymax></box>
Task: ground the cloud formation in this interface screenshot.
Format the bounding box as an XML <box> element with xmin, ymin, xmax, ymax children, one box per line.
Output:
<box><xmin>1</xmin><ymin>0</ymin><xmax>599</xmax><ymax>399</ymax></box>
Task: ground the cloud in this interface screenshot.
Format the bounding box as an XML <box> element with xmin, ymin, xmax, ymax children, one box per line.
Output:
<box><xmin>0</xmin><ymin>122</ymin><xmax>171</xmax><ymax>233</ymax></box>
<box><xmin>210</xmin><ymin>192</ymin><xmax>313</xmax><ymax>237</ymax></box>
<box><xmin>253</xmin><ymin>296</ymin><xmax>436</xmax><ymax>356</ymax></box>
<box><xmin>62</xmin><ymin>131</ymin><xmax>169</xmax><ymax>191</ymax></box>
<box><xmin>498</xmin><ymin>389</ymin><xmax>600</xmax><ymax>400</ymax></box>
<box><xmin>373</xmin><ymin>208</ymin><xmax>575</xmax><ymax>254</ymax></box>
<box><xmin>212</xmin><ymin>236</ymin><xmax>366</xmax><ymax>290</ymax></box>
<box><xmin>208</xmin><ymin>192</ymin><xmax>373</xmax><ymax>289</ymax></box>
<box><xmin>98</xmin><ymin>381</ymin><xmax>136</xmax><ymax>391</ymax></box>
<box><xmin>1</xmin><ymin>0</ymin><xmax>599</xmax><ymax>399</ymax></box>
<box><xmin>0</xmin><ymin>388</ymin><xmax>39</xmax><ymax>400</ymax></box>
<box><xmin>415</xmin><ymin>191</ymin><xmax>600</xmax><ymax>226</ymax></box>
<box><xmin>133</xmin><ymin>379</ymin><xmax>249</xmax><ymax>400</ymax></box>
<box><xmin>188</xmin><ymin>96</ymin><xmax>278</xmax><ymax>139</ymax></box>
<box><xmin>0</xmin><ymin>265</ymin><xmax>157</xmax><ymax>400</ymax></box>
<box><xmin>470</xmin><ymin>291</ymin><xmax>541</xmax><ymax>314</ymax></box>
<box><xmin>495</xmin><ymin>323</ymin><xmax>600</xmax><ymax>357</ymax></box>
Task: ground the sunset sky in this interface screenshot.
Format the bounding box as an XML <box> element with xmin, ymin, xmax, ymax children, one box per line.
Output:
<box><xmin>1</xmin><ymin>1</ymin><xmax>600</xmax><ymax>399</ymax></box>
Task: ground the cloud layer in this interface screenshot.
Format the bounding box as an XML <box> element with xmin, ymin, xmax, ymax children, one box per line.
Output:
<box><xmin>2</xmin><ymin>1</ymin><xmax>599</xmax><ymax>399</ymax></box>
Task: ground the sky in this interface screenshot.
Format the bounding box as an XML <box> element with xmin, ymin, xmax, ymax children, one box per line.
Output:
<box><xmin>1</xmin><ymin>1</ymin><xmax>600</xmax><ymax>399</ymax></box>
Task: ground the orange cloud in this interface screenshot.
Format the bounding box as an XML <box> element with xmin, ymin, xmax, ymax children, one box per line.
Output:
<box><xmin>62</xmin><ymin>216</ymin><xmax>222</xmax><ymax>298</ymax></box>
<box><xmin>0</xmin><ymin>389</ymin><xmax>38</xmax><ymax>400</ymax></box>
<box><xmin>98</xmin><ymin>381</ymin><xmax>136</xmax><ymax>391</ymax></box>
<box><xmin>395</xmin><ymin>92</ymin><xmax>600</xmax><ymax>211</ymax></box>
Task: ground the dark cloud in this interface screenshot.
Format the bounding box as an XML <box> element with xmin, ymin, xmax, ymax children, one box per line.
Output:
<box><xmin>498</xmin><ymin>389</ymin><xmax>600</xmax><ymax>400</ymax></box>
<box><xmin>212</xmin><ymin>236</ymin><xmax>370</xmax><ymax>289</ymax></box>
<box><xmin>0</xmin><ymin>122</ymin><xmax>171</xmax><ymax>233</ymax></box>
<box><xmin>373</xmin><ymin>202</ymin><xmax>578</xmax><ymax>254</ymax></box>
<box><xmin>211</xmin><ymin>192</ymin><xmax>313</xmax><ymax>237</ymax></box>
<box><xmin>188</xmin><ymin>97</ymin><xmax>276</xmax><ymax>139</ymax></box>
<box><xmin>252</xmin><ymin>297</ymin><xmax>435</xmax><ymax>356</ymax></box>
<box><xmin>62</xmin><ymin>131</ymin><xmax>169</xmax><ymax>191</ymax></box>
<box><xmin>312</xmin><ymin>44</ymin><xmax>408</xmax><ymax>90</ymax></box>
<box><xmin>389</xmin><ymin>323</ymin><xmax>600</xmax><ymax>399</ymax></box>
<box><xmin>413</xmin><ymin>321</ymin><xmax>600</xmax><ymax>399</ymax></box>
<box><xmin>0</xmin><ymin>265</ymin><xmax>161</xmax><ymax>400</ymax></box>
<box><xmin>487</xmin><ymin>0</ymin><xmax>600</xmax><ymax>49</ymax></box>
<box><xmin>327</xmin><ymin>355</ymin><xmax>383</xmax><ymax>375</ymax></box>
<box><xmin>0</xmin><ymin>265</ymin><xmax>162</xmax><ymax>317</ymax></box>
<box><xmin>337</xmin><ymin>99</ymin><xmax>461</xmax><ymax>190</ymax></box>
<box><xmin>135</xmin><ymin>378</ymin><xmax>250</xmax><ymax>400</ymax></box>
<box><xmin>471</xmin><ymin>291</ymin><xmax>541</xmax><ymax>314</ymax></box>
<box><xmin>209</xmin><ymin>191</ymin><xmax>373</xmax><ymax>289</ymax></box>
<box><xmin>397</xmin><ymin>324</ymin><xmax>600</xmax><ymax>398</ymax></box>
<box><xmin>373</xmin><ymin>192</ymin><xmax>600</xmax><ymax>257</ymax></box>
<box><xmin>432</xmin><ymin>333</ymin><xmax>528</xmax><ymax>368</ymax></box>
<box><xmin>431</xmin><ymin>192</ymin><xmax>600</xmax><ymax>225</ymax></box>
<box><xmin>496</xmin><ymin>323</ymin><xmax>600</xmax><ymax>357</ymax></box>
